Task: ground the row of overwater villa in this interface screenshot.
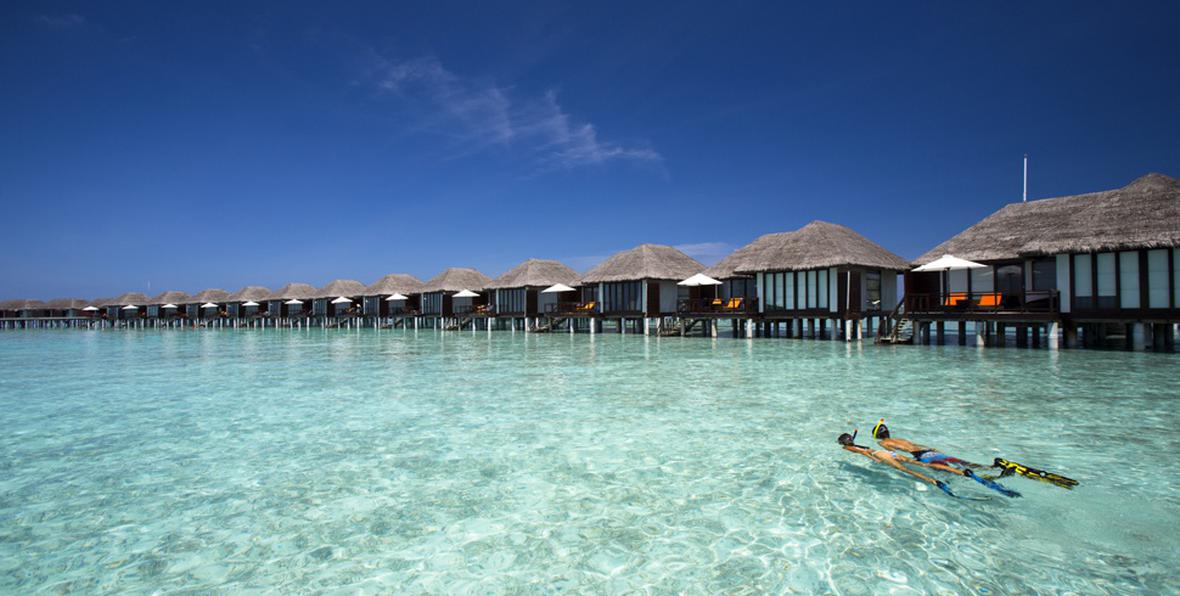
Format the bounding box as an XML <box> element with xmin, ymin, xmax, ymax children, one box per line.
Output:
<box><xmin>3</xmin><ymin>173</ymin><xmax>1178</xmax><ymax>352</ymax></box>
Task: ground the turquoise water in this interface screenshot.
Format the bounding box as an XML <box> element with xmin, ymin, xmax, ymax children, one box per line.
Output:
<box><xmin>1</xmin><ymin>329</ymin><xmax>1177</xmax><ymax>593</ymax></box>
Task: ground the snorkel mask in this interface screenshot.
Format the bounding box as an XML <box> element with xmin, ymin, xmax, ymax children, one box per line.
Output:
<box><xmin>872</xmin><ymin>418</ymin><xmax>889</xmax><ymax>440</ymax></box>
<box><xmin>837</xmin><ymin>429</ymin><xmax>859</xmax><ymax>446</ymax></box>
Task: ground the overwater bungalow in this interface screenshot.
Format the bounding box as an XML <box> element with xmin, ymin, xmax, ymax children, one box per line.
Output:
<box><xmin>362</xmin><ymin>274</ymin><xmax>424</xmax><ymax>323</ymax></box>
<box><xmin>311</xmin><ymin>280</ymin><xmax>367</xmax><ymax>324</ymax></box>
<box><xmin>577</xmin><ymin>244</ymin><xmax>704</xmax><ymax>334</ymax></box>
<box><xmin>419</xmin><ymin>268</ymin><xmax>492</xmax><ymax>329</ymax></box>
<box><xmin>486</xmin><ymin>259</ymin><xmax>581</xmax><ymax>331</ymax></box>
<box><xmin>903</xmin><ymin>173</ymin><xmax>1179</xmax><ymax>351</ymax></box>
<box><xmin>266</xmin><ymin>283</ymin><xmax>317</xmax><ymax>326</ymax></box>
<box><xmin>103</xmin><ymin>293</ymin><xmax>152</xmax><ymax>326</ymax></box>
<box><xmin>184</xmin><ymin>289</ymin><xmax>230</xmax><ymax>327</ymax></box>
<box><xmin>147</xmin><ymin>291</ymin><xmax>191</xmax><ymax>326</ymax></box>
<box><xmin>704</xmin><ymin>221</ymin><xmax>907</xmax><ymax>340</ymax></box>
<box><xmin>225</xmin><ymin>286</ymin><xmax>271</xmax><ymax>324</ymax></box>
<box><xmin>44</xmin><ymin>298</ymin><xmax>90</xmax><ymax>318</ymax></box>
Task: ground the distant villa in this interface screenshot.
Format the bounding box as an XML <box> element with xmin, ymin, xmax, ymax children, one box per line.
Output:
<box><xmin>3</xmin><ymin>173</ymin><xmax>1177</xmax><ymax>352</ymax></box>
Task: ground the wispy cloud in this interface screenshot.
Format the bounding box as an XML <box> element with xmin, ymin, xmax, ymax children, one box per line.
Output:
<box><xmin>674</xmin><ymin>242</ymin><xmax>733</xmax><ymax>266</ymax></box>
<box><xmin>372</xmin><ymin>55</ymin><xmax>661</xmax><ymax>172</ymax></box>
<box><xmin>35</xmin><ymin>14</ymin><xmax>85</xmax><ymax>28</ymax></box>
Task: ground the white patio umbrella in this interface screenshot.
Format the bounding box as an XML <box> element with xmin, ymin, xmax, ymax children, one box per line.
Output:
<box><xmin>121</xmin><ymin>304</ymin><xmax>138</xmax><ymax>310</ymax></box>
<box><xmin>913</xmin><ymin>254</ymin><xmax>986</xmax><ymax>272</ymax></box>
<box><xmin>200</xmin><ymin>302</ymin><xmax>219</xmax><ymax>309</ymax></box>
<box><xmin>82</xmin><ymin>306</ymin><xmax>99</xmax><ymax>312</ymax></box>
<box><xmin>452</xmin><ymin>289</ymin><xmax>480</xmax><ymax>298</ymax></box>
<box><xmin>284</xmin><ymin>299</ymin><xmax>304</xmax><ymax>305</ymax></box>
<box><xmin>914</xmin><ymin>254</ymin><xmax>988</xmax><ymax>304</ymax></box>
<box><xmin>162</xmin><ymin>304</ymin><xmax>178</xmax><ymax>309</ymax></box>
<box><xmin>541</xmin><ymin>283</ymin><xmax>576</xmax><ymax>293</ymax></box>
<box><xmin>330</xmin><ymin>296</ymin><xmax>351</xmax><ymax>304</ymax></box>
<box><xmin>678</xmin><ymin>273</ymin><xmax>723</xmax><ymax>286</ymax></box>
<box><xmin>242</xmin><ymin>301</ymin><xmax>259</xmax><ymax>307</ymax></box>
<box><xmin>385</xmin><ymin>293</ymin><xmax>409</xmax><ymax>301</ymax></box>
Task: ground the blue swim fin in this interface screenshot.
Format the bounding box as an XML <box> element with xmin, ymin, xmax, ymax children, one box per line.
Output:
<box><xmin>965</xmin><ymin>469</ymin><xmax>1021</xmax><ymax>498</ymax></box>
<box><xmin>935</xmin><ymin>480</ymin><xmax>957</xmax><ymax>498</ymax></box>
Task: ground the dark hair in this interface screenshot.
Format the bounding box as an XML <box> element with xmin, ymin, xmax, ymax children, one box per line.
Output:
<box><xmin>872</xmin><ymin>423</ymin><xmax>890</xmax><ymax>440</ymax></box>
<box><xmin>837</xmin><ymin>433</ymin><xmax>855</xmax><ymax>446</ymax></box>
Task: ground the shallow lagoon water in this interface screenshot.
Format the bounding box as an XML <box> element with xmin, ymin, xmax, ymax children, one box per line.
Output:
<box><xmin>0</xmin><ymin>328</ymin><xmax>1177</xmax><ymax>593</ymax></box>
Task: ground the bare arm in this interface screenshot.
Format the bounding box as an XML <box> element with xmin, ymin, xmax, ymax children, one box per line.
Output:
<box><xmin>876</xmin><ymin>454</ymin><xmax>942</xmax><ymax>486</ymax></box>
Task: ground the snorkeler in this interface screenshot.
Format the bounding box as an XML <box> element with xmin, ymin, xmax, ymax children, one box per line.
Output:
<box><xmin>838</xmin><ymin>431</ymin><xmax>957</xmax><ymax>497</ymax></box>
<box><xmin>873</xmin><ymin>419</ymin><xmax>1074</xmax><ymax>491</ymax></box>
<box><xmin>871</xmin><ymin>419</ymin><xmax>982</xmax><ymax>468</ymax></box>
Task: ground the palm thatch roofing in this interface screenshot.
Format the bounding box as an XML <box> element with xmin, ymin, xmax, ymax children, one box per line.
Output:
<box><xmin>188</xmin><ymin>289</ymin><xmax>230</xmax><ymax>304</ymax></box>
<box><xmin>312</xmin><ymin>279</ymin><xmax>367</xmax><ymax>299</ymax></box>
<box><xmin>915</xmin><ymin>173</ymin><xmax>1180</xmax><ymax>265</ymax></box>
<box><xmin>149</xmin><ymin>290</ymin><xmax>192</xmax><ymax>305</ymax></box>
<box><xmin>580</xmin><ymin>244</ymin><xmax>704</xmax><ymax>284</ymax></box>
<box><xmin>44</xmin><ymin>298</ymin><xmax>91</xmax><ymax>310</ymax></box>
<box><xmin>103</xmin><ymin>292</ymin><xmax>152</xmax><ymax>306</ymax></box>
<box><xmin>487</xmin><ymin>259</ymin><xmax>581</xmax><ymax>289</ymax></box>
<box><xmin>364</xmin><ymin>273</ymin><xmax>424</xmax><ymax>296</ymax></box>
<box><xmin>11</xmin><ymin>299</ymin><xmax>47</xmax><ymax>310</ymax></box>
<box><xmin>707</xmin><ymin>221</ymin><xmax>909</xmax><ymax>278</ymax></box>
<box><xmin>268</xmin><ymin>283</ymin><xmax>318</xmax><ymax>301</ymax></box>
<box><xmin>421</xmin><ymin>268</ymin><xmax>492</xmax><ymax>293</ymax></box>
<box><xmin>226</xmin><ymin>286</ymin><xmax>272</xmax><ymax>302</ymax></box>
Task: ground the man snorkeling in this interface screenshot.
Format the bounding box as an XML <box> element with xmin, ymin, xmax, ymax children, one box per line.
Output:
<box><xmin>838</xmin><ymin>431</ymin><xmax>957</xmax><ymax>497</ymax></box>
<box><xmin>870</xmin><ymin>419</ymin><xmax>982</xmax><ymax>468</ymax></box>
<box><xmin>873</xmin><ymin>418</ymin><xmax>1078</xmax><ymax>492</ymax></box>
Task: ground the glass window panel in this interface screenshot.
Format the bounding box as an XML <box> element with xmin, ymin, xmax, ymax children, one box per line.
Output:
<box><xmin>806</xmin><ymin>271</ymin><xmax>816</xmax><ymax>309</ymax></box>
<box><xmin>1031</xmin><ymin>258</ymin><xmax>1057</xmax><ymax>291</ymax></box>
<box><xmin>1119</xmin><ymin>251</ymin><xmax>1140</xmax><ymax>309</ymax></box>
<box><xmin>785</xmin><ymin>272</ymin><xmax>795</xmax><ymax>309</ymax></box>
<box><xmin>1147</xmin><ymin>249</ymin><xmax>1168</xmax><ymax>308</ymax></box>
<box><xmin>818</xmin><ymin>269</ymin><xmax>828</xmax><ymax>308</ymax></box>
<box><xmin>1074</xmin><ymin>254</ymin><xmax>1092</xmax><ymax>297</ymax></box>
<box><xmin>1096</xmin><ymin>253</ymin><xmax>1116</xmax><ymax>297</ymax></box>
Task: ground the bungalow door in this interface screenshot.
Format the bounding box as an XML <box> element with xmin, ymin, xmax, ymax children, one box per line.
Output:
<box><xmin>995</xmin><ymin>263</ymin><xmax>1023</xmax><ymax>307</ymax></box>
<box><xmin>646</xmin><ymin>281</ymin><xmax>660</xmax><ymax>315</ymax></box>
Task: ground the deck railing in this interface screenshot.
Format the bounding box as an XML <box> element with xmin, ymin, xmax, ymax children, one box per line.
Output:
<box><xmin>905</xmin><ymin>290</ymin><xmax>1059</xmax><ymax>314</ymax></box>
<box><xmin>547</xmin><ymin>301</ymin><xmax>599</xmax><ymax>315</ymax></box>
<box><xmin>677</xmin><ymin>297</ymin><xmax>760</xmax><ymax>315</ymax></box>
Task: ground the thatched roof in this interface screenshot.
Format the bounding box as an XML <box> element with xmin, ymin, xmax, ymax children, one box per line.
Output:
<box><xmin>268</xmin><ymin>283</ymin><xmax>318</xmax><ymax>301</ymax></box>
<box><xmin>44</xmin><ymin>298</ymin><xmax>91</xmax><ymax>310</ymax></box>
<box><xmin>487</xmin><ymin>259</ymin><xmax>581</xmax><ymax>289</ymax></box>
<box><xmin>916</xmin><ymin>173</ymin><xmax>1180</xmax><ymax>265</ymax></box>
<box><xmin>226</xmin><ymin>286</ymin><xmax>271</xmax><ymax>302</ymax></box>
<box><xmin>0</xmin><ymin>299</ymin><xmax>24</xmax><ymax>310</ymax></box>
<box><xmin>149</xmin><ymin>290</ymin><xmax>192</xmax><ymax>305</ymax></box>
<box><xmin>11</xmin><ymin>299</ymin><xmax>47</xmax><ymax>310</ymax></box>
<box><xmin>580</xmin><ymin>244</ymin><xmax>703</xmax><ymax>283</ymax></box>
<box><xmin>312</xmin><ymin>279</ymin><xmax>367</xmax><ymax>299</ymax></box>
<box><xmin>189</xmin><ymin>289</ymin><xmax>230</xmax><ymax>304</ymax></box>
<box><xmin>103</xmin><ymin>292</ymin><xmax>151</xmax><ymax>306</ymax></box>
<box><xmin>421</xmin><ymin>268</ymin><xmax>492</xmax><ymax>293</ymax></box>
<box><xmin>363</xmin><ymin>273</ymin><xmax>424</xmax><ymax>296</ymax></box>
<box><xmin>708</xmin><ymin>221</ymin><xmax>909</xmax><ymax>277</ymax></box>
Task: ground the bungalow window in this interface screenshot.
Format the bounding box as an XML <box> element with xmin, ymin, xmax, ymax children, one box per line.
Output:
<box><xmin>865</xmin><ymin>271</ymin><xmax>881</xmax><ymax>307</ymax></box>
<box><xmin>498</xmin><ymin>288</ymin><xmax>525</xmax><ymax>313</ymax></box>
<box><xmin>1119</xmin><ymin>252</ymin><xmax>1140</xmax><ymax>309</ymax></box>
<box><xmin>784</xmin><ymin>272</ymin><xmax>795</xmax><ymax>309</ymax></box>
<box><xmin>970</xmin><ymin>267</ymin><xmax>994</xmax><ymax>293</ymax></box>
<box><xmin>602</xmin><ymin>281</ymin><xmax>641</xmax><ymax>312</ymax></box>
<box><xmin>806</xmin><ymin>271</ymin><xmax>817</xmax><ymax>309</ymax></box>
<box><xmin>1175</xmin><ymin>248</ymin><xmax>1180</xmax><ymax>308</ymax></box>
<box><xmin>1073</xmin><ymin>254</ymin><xmax>1093</xmax><ymax>309</ymax></box>
<box><xmin>1147</xmin><ymin>249</ymin><xmax>1169</xmax><ymax>309</ymax></box>
<box><xmin>817</xmin><ymin>269</ymin><xmax>829</xmax><ymax>309</ymax></box>
<box><xmin>1096</xmin><ymin>252</ymin><xmax>1116</xmax><ymax>309</ymax></box>
<box><xmin>1031</xmin><ymin>258</ymin><xmax>1057</xmax><ymax>292</ymax></box>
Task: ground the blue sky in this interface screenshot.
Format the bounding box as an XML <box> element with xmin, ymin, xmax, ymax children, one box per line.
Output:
<box><xmin>2</xmin><ymin>2</ymin><xmax>1178</xmax><ymax>299</ymax></box>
